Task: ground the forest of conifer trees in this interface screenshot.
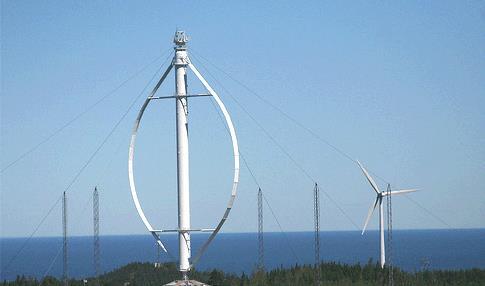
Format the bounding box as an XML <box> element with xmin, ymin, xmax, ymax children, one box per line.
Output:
<box><xmin>3</xmin><ymin>261</ymin><xmax>485</xmax><ymax>286</ymax></box>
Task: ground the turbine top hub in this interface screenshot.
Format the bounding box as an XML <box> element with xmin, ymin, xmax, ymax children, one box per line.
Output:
<box><xmin>174</xmin><ymin>30</ymin><xmax>189</xmax><ymax>48</ymax></box>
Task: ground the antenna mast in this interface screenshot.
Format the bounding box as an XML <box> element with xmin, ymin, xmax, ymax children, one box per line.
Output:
<box><xmin>257</xmin><ymin>188</ymin><xmax>264</xmax><ymax>271</ymax></box>
<box><xmin>93</xmin><ymin>187</ymin><xmax>100</xmax><ymax>286</ymax></box>
<box><xmin>313</xmin><ymin>183</ymin><xmax>321</xmax><ymax>286</ymax></box>
<box><xmin>62</xmin><ymin>191</ymin><xmax>68</xmax><ymax>286</ymax></box>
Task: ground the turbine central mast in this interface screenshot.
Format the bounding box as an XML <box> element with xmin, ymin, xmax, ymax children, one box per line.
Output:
<box><xmin>379</xmin><ymin>195</ymin><xmax>385</xmax><ymax>268</ymax></box>
<box><xmin>174</xmin><ymin>30</ymin><xmax>191</xmax><ymax>280</ymax></box>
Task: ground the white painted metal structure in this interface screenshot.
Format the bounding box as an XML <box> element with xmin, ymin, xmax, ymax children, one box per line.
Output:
<box><xmin>357</xmin><ymin>161</ymin><xmax>417</xmax><ymax>269</ymax></box>
<box><xmin>128</xmin><ymin>31</ymin><xmax>239</xmax><ymax>282</ymax></box>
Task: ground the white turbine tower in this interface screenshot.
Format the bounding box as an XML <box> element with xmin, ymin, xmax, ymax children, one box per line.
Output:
<box><xmin>128</xmin><ymin>31</ymin><xmax>240</xmax><ymax>285</ymax></box>
<box><xmin>357</xmin><ymin>161</ymin><xmax>417</xmax><ymax>269</ymax></box>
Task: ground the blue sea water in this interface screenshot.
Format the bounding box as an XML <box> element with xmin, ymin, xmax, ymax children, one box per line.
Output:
<box><xmin>1</xmin><ymin>229</ymin><xmax>484</xmax><ymax>281</ymax></box>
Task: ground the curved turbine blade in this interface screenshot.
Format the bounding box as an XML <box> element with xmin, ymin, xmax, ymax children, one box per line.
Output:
<box><xmin>151</xmin><ymin>232</ymin><xmax>167</xmax><ymax>253</ymax></box>
<box><xmin>188</xmin><ymin>63</ymin><xmax>241</xmax><ymax>270</ymax></box>
<box><xmin>357</xmin><ymin>161</ymin><xmax>381</xmax><ymax>194</ymax></box>
<box><xmin>362</xmin><ymin>197</ymin><xmax>379</xmax><ymax>235</ymax></box>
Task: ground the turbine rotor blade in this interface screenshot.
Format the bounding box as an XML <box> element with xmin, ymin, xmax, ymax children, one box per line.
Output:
<box><xmin>384</xmin><ymin>189</ymin><xmax>418</xmax><ymax>196</ymax></box>
<box><xmin>357</xmin><ymin>160</ymin><xmax>381</xmax><ymax>194</ymax></box>
<box><xmin>362</xmin><ymin>197</ymin><xmax>379</xmax><ymax>235</ymax></box>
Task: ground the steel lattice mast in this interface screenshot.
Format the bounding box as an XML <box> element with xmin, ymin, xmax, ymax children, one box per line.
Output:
<box><xmin>257</xmin><ymin>188</ymin><xmax>264</xmax><ymax>271</ymax></box>
<box><xmin>93</xmin><ymin>187</ymin><xmax>100</xmax><ymax>285</ymax></box>
<box><xmin>62</xmin><ymin>191</ymin><xmax>68</xmax><ymax>286</ymax></box>
<box><xmin>313</xmin><ymin>183</ymin><xmax>321</xmax><ymax>286</ymax></box>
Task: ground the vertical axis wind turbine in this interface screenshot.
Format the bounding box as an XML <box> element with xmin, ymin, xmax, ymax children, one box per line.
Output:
<box><xmin>128</xmin><ymin>31</ymin><xmax>240</xmax><ymax>284</ymax></box>
<box><xmin>357</xmin><ymin>161</ymin><xmax>417</xmax><ymax>268</ymax></box>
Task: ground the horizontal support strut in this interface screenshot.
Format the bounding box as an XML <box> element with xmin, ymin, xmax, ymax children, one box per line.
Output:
<box><xmin>152</xmin><ymin>228</ymin><xmax>216</xmax><ymax>233</ymax></box>
<box><xmin>149</xmin><ymin>94</ymin><xmax>212</xmax><ymax>100</ymax></box>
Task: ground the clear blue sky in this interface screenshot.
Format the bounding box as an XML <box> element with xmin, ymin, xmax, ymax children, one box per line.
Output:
<box><xmin>1</xmin><ymin>1</ymin><xmax>484</xmax><ymax>238</ymax></box>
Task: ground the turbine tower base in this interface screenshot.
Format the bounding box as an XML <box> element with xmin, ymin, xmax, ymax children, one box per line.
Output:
<box><xmin>164</xmin><ymin>280</ymin><xmax>210</xmax><ymax>286</ymax></box>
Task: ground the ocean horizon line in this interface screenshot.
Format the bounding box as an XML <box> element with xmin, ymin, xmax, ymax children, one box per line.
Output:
<box><xmin>2</xmin><ymin>227</ymin><xmax>484</xmax><ymax>240</ymax></box>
